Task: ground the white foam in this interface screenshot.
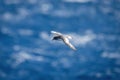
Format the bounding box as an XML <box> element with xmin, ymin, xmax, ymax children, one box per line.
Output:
<box><xmin>70</xmin><ymin>30</ymin><xmax>96</xmax><ymax>46</ymax></box>
<box><xmin>2</xmin><ymin>12</ymin><xmax>13</xmax><ymax>21</ymax></box>
<box><xmin>101</xmin><ymin>52</ymin><xmax>120</xmax><ymax>59</ymax></box>
<box><xmin>5</xmin><ymin>0</ymin><xmax>20</xmax><ymax>4</ymax></box>
<box><xmin>18</xmin><ymin>29</ymin><xmax>33</xmax><ymax>36</ymax></box>
<box><xmin>64</xmin><ymin>0</ymin><xmax>95</xmax><ymax>3</ymax></box>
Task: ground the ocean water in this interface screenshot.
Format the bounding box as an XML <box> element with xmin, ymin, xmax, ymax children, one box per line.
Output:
<box><xmin>0</xmin><ymin>0</ymin><xmax>120</xmax><ymax>80</ymax></box>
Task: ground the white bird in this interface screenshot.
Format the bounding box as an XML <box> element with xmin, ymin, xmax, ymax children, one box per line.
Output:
<box><xmin>51</xmin><ymin>31</ymin><xmax>76</xmax><ymax>50</ymax></box>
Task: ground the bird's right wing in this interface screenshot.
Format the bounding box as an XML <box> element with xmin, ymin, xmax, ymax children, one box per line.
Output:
<box><xmin>51</xmin><ymin>31</ymin><xmax>63</xmax><ymax>36</ymax></box>
<box><xmin>63</xmin><ymin>38</ymin><xmax>76</xmax><ymax>50</ymax></box>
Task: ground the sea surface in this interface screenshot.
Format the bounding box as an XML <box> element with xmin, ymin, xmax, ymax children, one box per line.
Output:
<box><xmin>0</xmin><ymin>0</ymin><xmax>120</xmax><ymax>80</ymax></box>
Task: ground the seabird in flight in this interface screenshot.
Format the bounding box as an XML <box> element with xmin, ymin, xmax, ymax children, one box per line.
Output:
<box><xmin>51</xmin><ymin>31</ymin><xmax>76</xmax><ymax>50</ymax></box>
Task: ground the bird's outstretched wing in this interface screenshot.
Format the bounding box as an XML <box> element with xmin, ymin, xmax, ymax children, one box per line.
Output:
<box><xmin>51</xmin><ymin>31</ymin><xmax>63</xmax><ymax>36</ymax></box>
<box><xmin>63</xmin><ymin>37</ymin><xmax>76</xmax><ymax>50</ymax></box>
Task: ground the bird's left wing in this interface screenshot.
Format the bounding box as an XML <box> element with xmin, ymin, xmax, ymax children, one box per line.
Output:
<box><xmin>63</xmin><ymin>38</ymin><xmax>76</xmax><ymax>50</ymax></box>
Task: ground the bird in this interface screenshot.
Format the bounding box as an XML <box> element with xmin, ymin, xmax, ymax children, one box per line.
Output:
<box><xmin>51</xmin><ymin>31</ymin><xmax>76</xmax><ymax>50</ymax></box>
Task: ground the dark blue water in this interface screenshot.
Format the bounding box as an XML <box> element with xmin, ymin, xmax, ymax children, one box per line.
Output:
<box><xmin>0</xmin><ymin>0</ymin><xmax>120</xmax><ymax>80</ymax></box>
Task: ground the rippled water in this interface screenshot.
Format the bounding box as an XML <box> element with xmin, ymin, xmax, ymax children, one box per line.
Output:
<box><xmin>0</xmin><ymin>0</ymin><xmax>120</xmax><ymax>80</ymax></box>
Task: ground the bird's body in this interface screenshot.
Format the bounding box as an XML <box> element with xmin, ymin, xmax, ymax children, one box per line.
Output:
<box><xmin>51</xmin><ymin>31</ymin><xmax>76</xmax><ymax>50</ymax></box>
<box><xmin>52</xmin><ymin>36</ymin><xmax>62</xmax><ymax>40</ymax></box>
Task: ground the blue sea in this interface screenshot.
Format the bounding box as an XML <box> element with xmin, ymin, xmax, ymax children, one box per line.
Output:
<box><xmin>0</xmin><ymin>0</ymin><xmax>120</xmax><ymax>80</ymax></box>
